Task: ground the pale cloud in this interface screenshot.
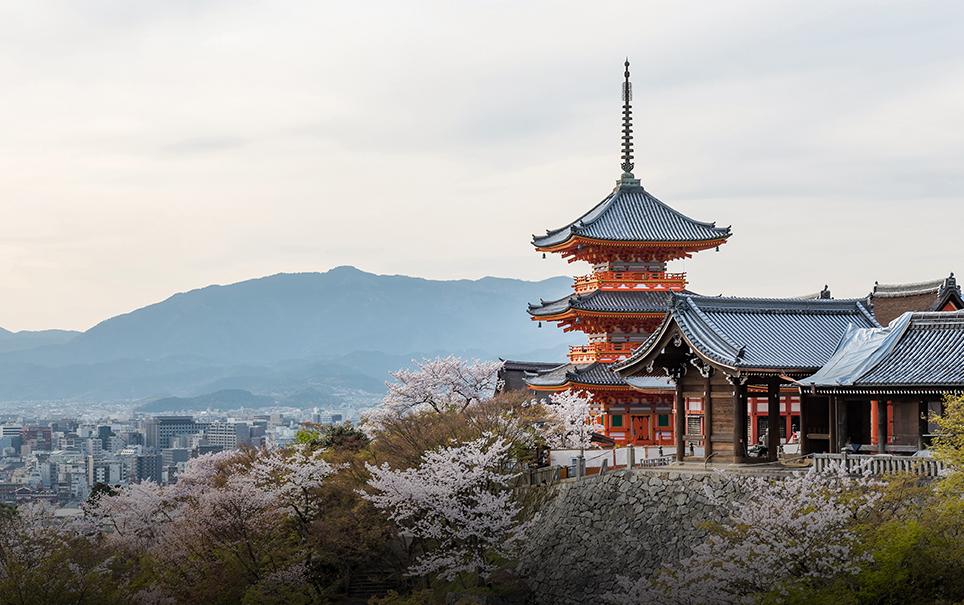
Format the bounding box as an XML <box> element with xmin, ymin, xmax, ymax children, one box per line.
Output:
<box><xmin>1</xmin><ymin>0</ymin><xmax>962</xmax><ymax>330</ymax></box>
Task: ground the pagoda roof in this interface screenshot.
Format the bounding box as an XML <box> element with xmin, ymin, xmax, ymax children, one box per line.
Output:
<box><xmin>525</xmin><ymin>362</ymin><xmax>627</xmax><ymax>389</ymax></box>
<box><xmin>615</xmin><ymin>293</ymin><xmax>880</xmax><ymax>375</ymax></box>
<box><xmin>528</xmin><ymin>289</ymin><xmax>677</xmax><ymax>318</ymax></box>
<box><xmin>799</xmin><ymin>310</ymin><xmax>964</xmax><ymax>394</ymax></box>
<box><xmin>532</xmin><ymin>184</ymin><xmax>731</xmax><ymax>249</ymax></box>
<box><xmin>525</xmin><ymin>361</ymin><xmax>675</xmax><ymax>391</ymax></box>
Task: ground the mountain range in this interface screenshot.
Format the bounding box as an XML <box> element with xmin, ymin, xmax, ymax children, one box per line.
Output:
<box><xmin>0</xmin><ymin>266</ymin><xmax>577</xmax><ymax>407</ymax></box>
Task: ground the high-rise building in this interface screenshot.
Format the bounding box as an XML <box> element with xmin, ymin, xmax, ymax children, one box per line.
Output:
<box><xmin>203</xmin><ymin>422</ymin><xmax>251</xmax><ymax>450</ymax></box>
<box><xmin>143</xmin><ymin>416</ymin><xmax>199</xmax><ymax>450</ymax></box>
<box><xmin>134</xmin><ymin>454</ymin><xmax>162</xmax><ymax>484</ymax></box>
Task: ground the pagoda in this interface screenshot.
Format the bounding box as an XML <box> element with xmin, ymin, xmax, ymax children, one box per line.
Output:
<box><xmin>526</xmin><ymin>60</ymin><xmax>731</xmax><ymax>446</ymax></box>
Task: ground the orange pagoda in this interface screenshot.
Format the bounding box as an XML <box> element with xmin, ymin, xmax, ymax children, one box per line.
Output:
<box><xmin>525</xmin><ymin>61</ymin><xmax>731</xmax><ymax>446</ymax></box>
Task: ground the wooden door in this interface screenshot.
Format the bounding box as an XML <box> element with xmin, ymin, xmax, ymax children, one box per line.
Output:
<box><xmin>631</xmin><ymin>415</ymin><xmax>650</xmax><ymax>444</ymax></box>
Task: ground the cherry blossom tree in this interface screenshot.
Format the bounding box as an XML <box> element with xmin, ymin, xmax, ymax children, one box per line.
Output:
<box><xmin>361</xmin><ymin>356</ymin><xmax>504</xmax><ymax>436</ymax></box>
<box><xmin>80</xmin><ymin>446</ymin><xmax>340</xmax><ymax>602</ymax></box>
<box><xmin>603</xmin><ymin>467</ymin><xmax>884</xmax><ymax>605</ymax></box>
<box><xmin>249</xmin><ymin>443</ymin><xmax>339</xmax><ymax>529</ymax></box>
<box><xmin>362</xmin><ymin>435</ymin><xmax>524</xmax><ymax>581</ymax></box>
<box><xmin>0</xmin><ymin>501</ymin><xmax>134</xmax><ymax>604</ymax></box>
<box><xmin>540</xmin><ymin>389</ymin><xmax>603</xmax><ymax>450</ymax></box>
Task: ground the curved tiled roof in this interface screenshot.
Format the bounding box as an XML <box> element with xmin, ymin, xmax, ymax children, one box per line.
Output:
<box><xmin>872</xmin><ymin>279</ymin><xmax>944</xmax><ymax>298</ymax></box>
<box><xmin>860</xmin><ymin>313</ymin><xmax>964</xmax><ymax>385</ymax></box>
<box><xmin>532</xmin><ymin>184</ymin><xmax>731</xmax><ymax>248</ymax></box>
<box><xmin>615</xmin><ymin>293</ymin><xmax>880</xmax><ymax>373</ymax></box>
<box><xmin>528</xmin><ymin>290</ymin><xmax>674</xmax><ymax>317</ymax></box>
<box><xmin>624</xmin><ymin>374</ymin><xmax>676</xmax><ymax>391</ymax></box>
<box><xmin>801</xmin><ymin>311</ymin><xmax>964</xmax><ymax>391</ymax></box>
<box><xmin>525</xmin><ymin>362</ymin><xmax>628</xmax><ymax>388</ymax></box>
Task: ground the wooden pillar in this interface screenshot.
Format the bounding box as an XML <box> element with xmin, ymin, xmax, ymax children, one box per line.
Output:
<box><xmin>870</xmin><ymin>400</ymin><xmax>879</xmax><ymax>445</ymax></box>
<box><xmin>918</xmin><ymin>399</ymin><xmax>928</xmax><ymax>450</ymax></box>
<box><xmin>837</xmin><ymin>397</ymin><xmax>848</xmax><ymax>452</ymax></box>
<box><xmin>767</xmin><ymin>380</ymin><xmax>780</xmax><ymax>462</ymax></box>
<box><xmin>799</xmin><ymin>395</ymin><xmax>809</xmax><ymax>455</ymax></box>
<box><xmin>878</xmin><ymin>399</ymin><xmax>888</xmax><ymax>453</ymax></box>
<box><xmin>675</xmin><ymin>375</ymin><xmax>685</xmax><ymax>462</ymax></box>
<box><xmin>733</xmin><ymin>380</ymin><xmax>747</xmax><ymax>462</ymax></box>
<box><xmin>829</xmin><ymin>396</ymin><xmax>838</xmax><ymax>454</ymax></box>
<box><xmin>887</xmin><ymin>401</ymin><xmax>895</xmax><ymax>446</ymax></box>
<box><xmin>703</xmin><ymin>371</ymin><xmax>713</xmax><ymax>460</ymax></box>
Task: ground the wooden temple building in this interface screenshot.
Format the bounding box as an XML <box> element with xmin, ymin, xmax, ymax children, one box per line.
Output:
<box><xmin>798</xmin><ymin>310</ymin><xmax>964</xmax><ymax>453</ymax></box>
<box><xmin>523</xmin><ymin>61</ymin><xmax>730</xmax><ymax>446</ymax></box>
<box><xmin>613</xmin><ymin>294</ymin><xmax>881</xmax><ymax>463</ymax></box>
<box><xmin>509</xmin><ymin>61</ymin><xmax>962</xmax><ymax>464</ymax></box>
<box><xmin>868</xmin><ymin>273</ymin><xmax>963</xmax><ymax>324</ymax></box>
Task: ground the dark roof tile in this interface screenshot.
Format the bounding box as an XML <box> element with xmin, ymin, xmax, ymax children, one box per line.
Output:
<box><xmin>616</xmin><ymin>293</ymin><xmax>880</xmax><ymax>373</ymax></box>
<box><xmin>528</xmin><ymin>290</ymin><xmax>676</xmax><ymax>317</ymax></box>
<box><xmin>533</xmin><ymin>185</ymin><xmax>730</xmax><ymax>248</ymax></box>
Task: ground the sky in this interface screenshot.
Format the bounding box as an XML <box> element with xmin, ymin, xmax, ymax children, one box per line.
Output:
<box><xmin>2</xmin><ymin>1</ymin><xmax>963</xmax><ymax>331</ymax></box>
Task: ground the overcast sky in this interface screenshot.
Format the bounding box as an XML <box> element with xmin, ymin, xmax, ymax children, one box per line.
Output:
<box><xmin>2</xmin><ymin>1</ymin><xmax>963</xmax><ymax>331</ymax></box>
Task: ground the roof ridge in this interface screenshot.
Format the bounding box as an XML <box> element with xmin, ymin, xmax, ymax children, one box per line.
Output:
<box><xmin>910</xmin><ymin>309</ymin><xmax>964</xmax><ymax>323</ymax></box>
<box><xmin>679</xmin><ymin>293</ymin><xmax>872</xmax><ymax>308</ymax></box>
<box><xmin>875</xmin><ymin>278</ymin><xmax>944</xmax><ymax>289</ymax></box>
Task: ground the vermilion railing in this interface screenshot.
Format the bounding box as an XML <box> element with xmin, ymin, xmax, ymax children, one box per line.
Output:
<box><xmin>568</xmin><ymin>341</ymin><xmax>645</xmax><ymax>363</ymax></box>
<box><xmin>573</xmin><ymin>271</ymin><xmax>687</xmax><ymax>293</ymax></box>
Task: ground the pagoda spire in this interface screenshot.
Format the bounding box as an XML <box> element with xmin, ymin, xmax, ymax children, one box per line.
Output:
<box><xmin>620</xmin><ymin>59</ymin><xmax>640</xmax><ymax>187</ymax></box>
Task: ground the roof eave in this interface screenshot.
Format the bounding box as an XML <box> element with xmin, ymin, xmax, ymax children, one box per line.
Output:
<box><xmin>534</xmin><ymin>234</ymin><xmax>731</xmax><ymax>254</ymax></box>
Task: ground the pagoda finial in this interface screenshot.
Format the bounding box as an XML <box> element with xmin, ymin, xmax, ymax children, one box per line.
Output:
<box><xmin>619</xmin><ymin>59</ymin><xmax>640</xmax><ymax>187</ymax></box>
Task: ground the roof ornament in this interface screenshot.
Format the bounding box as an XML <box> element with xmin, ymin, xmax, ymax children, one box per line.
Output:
<box><xmin>619</xmin><ymin>59</ymin><xmax>641</xmax><ymax>188</ymax></box>
<box><xmin>944</xmin><ymin>271</ymin><xmax>958</xmax><ymax>294</ymax></box>
<box><xmin>820</xmin><ymin>285</ymin><xmax>831</xmax><ymax>299</ymax></box>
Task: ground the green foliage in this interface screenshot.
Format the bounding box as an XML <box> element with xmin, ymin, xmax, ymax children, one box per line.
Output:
<box><xmin>86</xmin><ymin>481</ymin><xmax>116</xmax><ymax>506</ymax></box>
<box><xmin>296</xmin><ymin>422</ymin><xmax>370</xmax><ymax>451</ymax></box>
<box><xmin>762</xmin><ymin>407</ymin><xmax>964</xmax><ymax>605</ymax></box>
<box><xmin>933</xmin><ymin>394</ymin><xmax>964</xmax><ymax>467</ymax></box>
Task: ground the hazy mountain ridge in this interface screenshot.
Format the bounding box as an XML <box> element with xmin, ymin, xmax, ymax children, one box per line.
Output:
<box><xmin>0</xmin><ymin>267</ymin><xmax>577</xmax><ymax>403</ymax></box>
<box><xmin>0</xmin><ymin>328</ymin><xmax>79</xmax><ymax>354</ymax></box>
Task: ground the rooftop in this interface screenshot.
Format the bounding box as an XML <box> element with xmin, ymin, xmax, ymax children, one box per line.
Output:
<box><xmin>616</xmin><ymin>293</ymin><xmax>880</xmax><ymax>374</ymax></box>
<box><xmin>528</xmin><ymin>289</ymin><xmax>677</xmax><ymax>318</ymax></box>
<box><xmin>526</xmin><ymin>362</ymin><xmax>632</xmax><ymax>389</ymax></box>
<box><xmin>799</xmin><ymin>310</ymin><xmax>964</xmax><ymax>393</ymax></box>
<box><xmin>532</xmin><ymin>185</ymin><xmax>731</xmax><ymax>249</ymax></box>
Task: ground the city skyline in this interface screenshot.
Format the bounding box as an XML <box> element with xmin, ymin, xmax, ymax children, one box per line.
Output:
<box><xmin>3</xmin><ymin>1</ymin><xmax>964</xmax><ymax>331</ymax></box>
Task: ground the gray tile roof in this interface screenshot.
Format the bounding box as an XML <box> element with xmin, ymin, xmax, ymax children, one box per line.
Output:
<box><xmin>525</xmin><ymin>362</ymin><xmax>629</xmax><ymax>388</ymax></box>
<box><xmin>533</xmin><ymin>184</ymin><xmax>731</xmax><ymax>248</ymax></box>
<box><xmin>800</xmin><ymin>311</ymin><xmax>964</xmax><ymax>391</ymax></box>
<box><xmin>872</xmin><ymin>278</ymin><xmax>945</xmax><ymax>298</ymax></box>
<box><xmin>528</xmin><ymin>290</ymin><xmax>675</xmax><ymax>317</ymax></box>
<box><xmin>615</xmin><ymin>293</ymin><xmax>880</xmax><ymax>373</ymax></box>
<box><xmin>624</xmin><ymin>374</ymin><xmax>676</xmax><ymax>391</ymax></box>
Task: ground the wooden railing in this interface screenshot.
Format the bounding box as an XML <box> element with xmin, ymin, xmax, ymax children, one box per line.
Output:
<box><xmin>813</xmin><ymin>453</ymin><xmax>947</xmax><ymax>477</ymax></box>
<box><xmin>573</xmin><ymin>271</ymin><xmax>687</xmax><ymax>293</ymax></box>
<box><xmin>525</xmin><ymin>465</ymin><xmax>564</xmax><ymax>486</ymax></box>
<box><xmin>638</xmin><ymin>454</ymin><xmax>676</xmax><ymax>468</ymax></box>
<box><xmin>568</xmin><ymin>341</ymin><xmax>643</xmax><ymax>363</ymax></box>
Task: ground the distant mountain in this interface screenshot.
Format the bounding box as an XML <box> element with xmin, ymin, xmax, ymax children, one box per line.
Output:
<box><xmin>0</xmin><ymin>328</ymin><xmax>78</xmax><ymax>354</ymax></box>
<box><xmin>139</xmin><ymin>389</ymin><xmax>274</xmax><ymax>413</ymax></box>
<box><xmin>0</xmin><ymin>267</ymin><xmax>578</xmax><ymax>403</ymax></box>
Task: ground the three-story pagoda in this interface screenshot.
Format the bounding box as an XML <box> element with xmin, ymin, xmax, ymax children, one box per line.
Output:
<box><xmin>526</xmin><ymin>61</ymin><xmax>731</xmax><ymax>446</ymax></box>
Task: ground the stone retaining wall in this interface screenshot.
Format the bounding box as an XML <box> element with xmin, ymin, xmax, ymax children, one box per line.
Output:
<box><xmin>517</xmin><ymin>469</ymin><xmax>748</xmax><ymax>605</ymax></box>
